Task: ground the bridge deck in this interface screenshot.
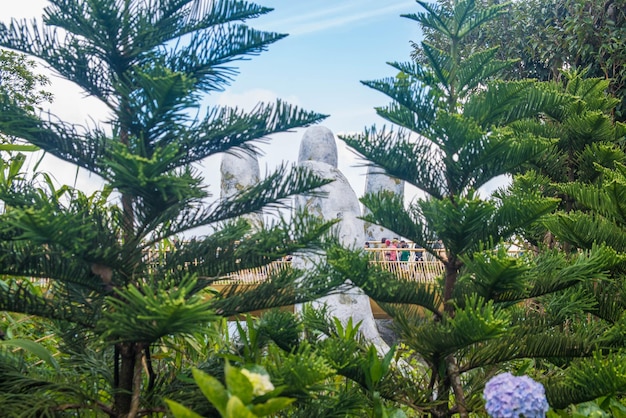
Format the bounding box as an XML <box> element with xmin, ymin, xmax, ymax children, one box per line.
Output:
<box><xmin>223</xmin><ymin>248</ymin><xmax>446</xmax><ymax>284</ymax></box>
<box><xmin>221</xmin><ymin>247</ymin><xmax>522</xmax><ymax>318</ymax></box>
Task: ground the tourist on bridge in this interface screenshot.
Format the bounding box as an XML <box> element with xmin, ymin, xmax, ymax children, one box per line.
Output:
<box><xmin>399</xmin><ymin>240</ymin><xmax>410</xmax><ymax>262</ymax></box>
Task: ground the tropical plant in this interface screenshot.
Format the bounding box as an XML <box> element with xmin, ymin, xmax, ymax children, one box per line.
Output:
<box><xmin>507</xmin><ymin>70</ymin><xmax>626</xmax><ymax>248</ymax></box>
<box><xmin>339</xmin><ymin>0</ymin><xmax>619</xmax><ymax>416</ymax></box>
<box><xmin>166</xmin><ymin>362</ymin><xmax>295</xmax><ymax>418</ymax></box>
<box><xmin>517</xmin><ymin>71</ymin><xmax>626</xmax><ymax>187</ymax></box>
<box><xmin>0</xmin><ymin>46</ymin><xmax>55</xmax><ymax>389</ymax></box>
<box><xmin>0</xmin><ymin>49</ymin><xmax>52</xmax><ymax>113</ymax></box>
<box><xmin>0</xmin><ymin>49</ymin><xmax>49</xmax><ymax>188</ymax></box>
<box><xmin>0</xmin><ymin>1</ymin><xmax>343</xmax><ymax>416</ymax></box>
<box><xmin>169</xmin><ymin>307</ymin><xmax>412</xmax><ymax>418</ymax></box>
<box><xmin>537</xmin><ymin>163</ymin><xmax>626</xmax><ymax>409</ymax></box>
<box><xmin>414</xmin><ymin>0</ymin><xmax>626</xmax><ymax>121</ymax></box>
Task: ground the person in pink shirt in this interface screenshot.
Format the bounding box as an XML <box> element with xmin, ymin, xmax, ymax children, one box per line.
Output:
<box><xmin>387</xmin><ymin>239</ymin><xmax>398</xmax><ymax>261</ymax></box>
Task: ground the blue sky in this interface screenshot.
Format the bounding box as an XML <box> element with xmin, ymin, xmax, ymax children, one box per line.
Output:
<box><xmin>210</xmin><ymin>0</ymin><xmax>423</xmax><ymax>196</ymax></box>
<box><xmin>215</xmin><ymin>0</ymin><xmax>420</xmax><ymax>133</ymax></box>
<box><xmin>4</xmin><ymin>0</ymin><xmax>424</xmax><ymax>199</ymax></box>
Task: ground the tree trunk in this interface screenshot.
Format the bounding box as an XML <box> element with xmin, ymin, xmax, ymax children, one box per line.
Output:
<box><xmin>115</xmin><ymin>99</ymin><xmax>139</xmax><ymax>418</ymax></box>
<box><xmin>447</xmin><ymin>354</ymin><xmax>468</xmax><ymax>417</ymax></box>
<box><xmin>440</xmin><ymin>257</ymin><xmax>468</xmax><ymax>416</ymax></box>
<box><xmin>432</xmin><ymin>365</ymin><xmax>449</xmax><ymax>418</ymax></box>
<box><xmin>442</xmin><ymin>256</ymin><xmax>460</xmax><ymax>315</ymax></box>
<box><xmin>114</xmin><ymin>342</ymin><xmax>137</xmax><ymax>417</ymax></box>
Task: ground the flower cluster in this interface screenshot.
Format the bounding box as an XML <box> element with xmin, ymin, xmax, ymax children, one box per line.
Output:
<box><xmin>241</xmin><ymin>369</ymin><xmax>275</xmax><ymax>397</ymax></box>
<box><xmin>483</xmin><ymin>372</ymin><xmax>549</xmax><ymax>418</ymax></box>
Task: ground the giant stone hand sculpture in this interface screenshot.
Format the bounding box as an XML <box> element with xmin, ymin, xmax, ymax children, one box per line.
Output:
<box><xmin>294</xmin><ymin>125</ymin><xmax>389</xmax><ymax>351</ymax></box>
<box><xmin>220</xmin><ymin>150</ymin><xmax>263</xmax><ymax>231</ymax></box>
<box><xmin>363</xmin><ymin>166</ymin><xmax>404</xmax><ymax>243</ymax></box>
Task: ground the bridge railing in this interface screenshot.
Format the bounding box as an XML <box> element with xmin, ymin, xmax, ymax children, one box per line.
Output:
<box><xmin>365</xmin><ymin>259</ymin><xmax>445</xmax><ymax>282</ymax></box>
<box><xmin>215</xmin><ymin>260</ymin><xmax>292</xmax><ymax>285</ymax></box>
<box><xmin>218</xmin><ymin>248</ymin><xmax>448</xmax><ymax>284</ymax></box>
<box><xmin>220</xmin><ymin>246</ymin><xmax>525</xmax><ymax>284</ymax></box>
<box><xmin>25</xmin><ymin>246</ymin><xmax>522</xmax><ymax>288</ymax></box>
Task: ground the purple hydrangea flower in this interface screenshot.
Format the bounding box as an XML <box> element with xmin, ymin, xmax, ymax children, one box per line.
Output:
<box><xmin>483</xmin><ymin>372</ymin><xmax>549</xmax><ymax>418</ymax></box>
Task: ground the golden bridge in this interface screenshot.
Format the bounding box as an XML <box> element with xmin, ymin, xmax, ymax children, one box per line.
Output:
<box><xmin>223</xmin><ymin>246</ymin><xmax>446</xmax><ymax>284</ymax></box>
<box><xmin>220</xmin><ymin>244</ymin><xmax>523</xmax><ymax>318</ymax></box>
<box><xmin>218</xmin><ymin>246</ymin><xmax>445</xmax><ymax>319</ymax></box>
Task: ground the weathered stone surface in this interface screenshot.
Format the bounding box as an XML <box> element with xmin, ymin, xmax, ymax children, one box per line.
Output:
<box><xmin>376</xmin><ymin>319</ymin><xmax>400</xmax><ymax>346</ymax></box>
<box><xmin>294</xmin><ymin>126</ymin><xmax>388</xmax><ymax>352</ymax></box>
<box><xmin>298</xmin><ymin>125</ymin><xmax>338</xmax><ymax>168</ymax></box>
<box><xmin>296</xmin><ymin>161</ymin><xmax>362</xmax><ymax>248</ymax></box>
<box><xmin>220</xmin><ymin>150</ymin><xmax>263</xmax><ymax>230</ymax></box>
<box><xmin>220</xmin><ymin>151</ymin><xmax>261</xmax><ymax>198</ymax></box>
<box><xmin>363</xmin><ymin>166</ymin><xmax>404</xmax><ymax>243</ymax></box>
<box><xmin>365</xmin><ymin>165</ymin><xmax>404</xmax><ymax>196</ymax></box>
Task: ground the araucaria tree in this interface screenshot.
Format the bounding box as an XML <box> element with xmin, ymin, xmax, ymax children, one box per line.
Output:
<box><xmin>0</xmin><ymin>1</ymin><xmax>338</xmax><ymax>417</ymax></box>
<box><xmin>413</xmin><ymin>0</ymin><xmax>626</xmax><ymax>122</ymax></box>
<box><xmin>340</xmin><ymin>0</ymin><xmax>618</xmax><ymax>416</ymax></box>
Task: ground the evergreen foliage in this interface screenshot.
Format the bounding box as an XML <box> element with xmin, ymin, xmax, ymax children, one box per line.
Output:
<box><xmin>0</xmin><ymin>1</ymin><xmax>342</xmax><ymax>416</ymax></box>
<box><xmin>413</xmin><ymin>0</ymin><xmax>626</xmax><ymax>121</ymax></box>
<box><xmin>538</xmin><ymin>162</ymin><xmax>626</xmax><ymax>408</ymax></box>
<box><xmin>170</xmin><ymin>307</ymin><xmax>414</xmax><ymax>417</ymax></box>
<box><xmin>340</xmin><ymin>0</ymin><xmax>622</xmax><ymax>415</ymax></box>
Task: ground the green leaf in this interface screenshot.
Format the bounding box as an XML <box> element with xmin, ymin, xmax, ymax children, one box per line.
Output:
<box><xmin>366</xmin><ymin>345</ymin><xmax>384</xmax><ymax>387</ymax></box>
<box><xmin>225</xmin><ymin>361</ymin><xmax>254</xmax><ymax>405</ymax></box>
<box><xmin>363</xmin><ymin>345</ymin><xmax>396</xmax><ymax>390</ymax></box>
<box><xmin>0</xmin><ymin>143</ymin><xmax>39</xmax><ymax>152</ymax></box>
<box><xmin>225</xmin><ymin>396</ymin><xmax>257</xmax><ymax>418</ymax></box>
<box><xmin>164</xmin><ymin>399</ymin><xmax>204</xmax><ymax>418</ymax></box>
<box><xmin>388</xmin><ymin>408</ymin><xmax>408</xmax><ymax>418</ymax></box>
<box><xmin>250</xmin><ymin>397</ymin><xmax>295</xmax><ymax>416</ymax></box>
<box><xmin>101</xmin><ymin>275</ymin><xmax>219</xmax><ymax>343</ymax></box>
<box><xmin>192</xmin><ymin>368</ymin><xmax>229</xmax><ymax>417</ymax></box>
<box><xmin>0</xmin><ymin>339</ymin><xmax>59</xmax><ymax>371</ymax></box>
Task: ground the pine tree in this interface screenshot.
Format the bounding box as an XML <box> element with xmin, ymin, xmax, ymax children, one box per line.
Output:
<box><xmin>536</xmin><ymin>162</ymin><xmax>626</xmax><ymax>409</ymax></box>
<box><xmin>509</xmin><ymin>70</ymin><xmax>626</xmax><ymax>249</ymax></box>
<box><xmin>520</xmin><ymin>77</ymin><xmax>626</xmax><ymax>409</ymax></box>
<box><xmin>0</xmin><ymin>1</ymin><xmax>340</xmax><ymax>416</ymax></box>
<box><xmin>339</xmin><ymin>0</ymin><xmax>618</xmax><ymax>415</ymax></box>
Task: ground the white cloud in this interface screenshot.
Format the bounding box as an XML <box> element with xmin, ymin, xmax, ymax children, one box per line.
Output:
<box><xmin>212</xmin><ymin>87</ymin><xmax>305</xmax><ymax>168</ymax></box>
<box><xmin>259</xmin><ymin>2</ymin><xmax>362</xmax><ymax>32</ymax></box>
<box><xmin>1</xmin><ymin>1</ymin><xmax>47</xmax><ymax>20</ymax></box>
<box><xmin>43</xmin><ymin>75</ymin><xmax>111</xmax><ymax>126</ymax></box>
